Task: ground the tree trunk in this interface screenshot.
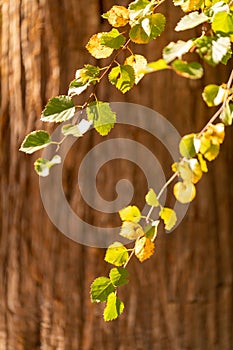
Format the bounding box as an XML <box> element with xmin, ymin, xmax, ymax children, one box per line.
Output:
<box><xmin>0</xmin><ymin>1</ymin><xmax>232</xmax><ymax>349</ymax></box>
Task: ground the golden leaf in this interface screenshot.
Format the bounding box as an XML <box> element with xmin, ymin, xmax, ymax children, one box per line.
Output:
<box><xmin>188</xmin><ymin>158</ymin><xmax>202</xmax><ymax>184</ymax></box>
<box><xmin>180</xmin><ymin>0</ymin><xmax>203</xmax><ymax>13</ymax></box>
<box><xmin>86</xmin><ymin>33</ymin><xmax>113</xmax><ymax>59</ymax></box>
<box><xmin>159</xmin><ymin>207</ymin><xmax>177</xmax><ymax>231</ymax></box>
<box><xmin>135</xmin><ymin>237</ymin><xmax>155</xmax><ymax>262</ymax></box>
<box><xmin>103</xmin><ymin>6</ymin><xmax>129</xmax><ymax>27</ymax></box>
<box><xmin>173</xmin><ymin>181</ymin><xmax>196</xmax><ymax>204</ymax></box>
<box><xmin>119</xmin><ymin>205</ymin><xmax>141</xmax><ymax>223</ymax></box>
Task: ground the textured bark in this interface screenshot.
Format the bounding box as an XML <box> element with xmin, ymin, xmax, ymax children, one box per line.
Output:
<box><xmin>0</xmin><ymin>1</ymin><xmax>232</xmax><ymax>349</ymax></box>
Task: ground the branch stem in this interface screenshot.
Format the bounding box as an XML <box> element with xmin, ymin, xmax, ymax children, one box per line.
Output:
<box><xmin>198</xmin><ymin>69</ymin><xmax>233</xmax><ymax>137</ymax></box>
<box><xmin>124</xmin><ymin>249</ymin><xmax>135</xmax><ymax>268</ymax></box>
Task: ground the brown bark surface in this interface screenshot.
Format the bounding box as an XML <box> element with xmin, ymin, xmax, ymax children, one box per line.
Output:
<box><xmin>0</xmin><ymin>1</ymin><xmax>232</xmax><ymax>349</ymax></box>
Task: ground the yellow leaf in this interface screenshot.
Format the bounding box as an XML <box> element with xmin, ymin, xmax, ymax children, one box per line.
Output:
<box><xmin>180</xmin><ymin>0</ymin><xmax>204</xmax><ymax>13</ymax></box>
<box><xmin>159</xmin><ymin>207</ymin><xmax>177</xmax><ymax>231</ymax></box>
<box><xmin>103</xmin><ymin>6</ymin><xmax>129</xmax><ymax>27</ymax></box>
<box><xmin>203</xmin><ymin>143</ymin><xmax>220</xmax><ymax>161</ymax></box>
<box><xmin>197</xmin><ymin>154</ymin><xmax>208</xmax><ymax>173</ymax></box>
<box><xmin>172</xmin><ymin>162</ymin><xmax>178</xmax><ymax>172</ymax></box>
<box><xmin>199</xmin><ymin>124</ymin><xmax>224</xmax><ymax>161</ymax></box>
<box><xmin>173</xmin><ymin>181</ymin><xmax>196</xmax><ymax>204</ymax></box>
<box><xmin>188</xmin><ymin>159</ymin><xmax>202</xmax><ymax>184</ymax></box>
<box><xmin>199</xmin><ymin>135</ymin><xmax>211</xmax><ymax>154</ymax></box>
<box><xmin>124</xmin><ymin>55</ymin><xmax>148</xmax><ymax>84</ymax></box>
<box><xmin>119</xmin><ymin>205</ymin><xmax>141</xmax><ymax>223</ymax></box>
<box><xmin>176</xmin><ymin>159</ymin><xmax>202</xmax><ymax>184</ymax></box>
<box><xmin>207</xmin><ymin>123</ymin><xmax>225</xmax><ymax>145</ymax></box>
<box><xmin>145</xmin><ymin>188</ymin><xmax>159</xmax><ymax>207</ymax></box>
<box><xmin>120</xmin><ymin>221</ymin><xmax>144</xmax><ymax>240</ymax></box>
<box><xmin>86</xmin><ymin>33</ymin><xmax>114</xmax><ymax>59</ymax></box>
<box><xmin>135</xmin><ymin>237</ymin><xmax>155</xmax><ymax>262</ymax></box>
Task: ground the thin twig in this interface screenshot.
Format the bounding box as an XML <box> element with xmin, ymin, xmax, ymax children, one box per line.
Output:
<box><xmin>145</xmin><ymin>171</ymin><xmax>179</xmax><ymax>222</ymax></box>
<box><xmin>124</xmin><ymin>249</ymin><xmax>135</xmax><ymax>268</ymax></box>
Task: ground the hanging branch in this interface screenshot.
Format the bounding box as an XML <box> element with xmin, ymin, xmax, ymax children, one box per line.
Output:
<box><xmin>19</xmin><ymin>0</ymin><xmax>233</xmax><ymax>321</ymax></box>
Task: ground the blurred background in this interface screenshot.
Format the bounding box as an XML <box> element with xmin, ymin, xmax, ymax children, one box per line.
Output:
<box><xmin>0</xmin><ymin>0</ymin><xmax>232</xmax><ymax>349</ymax></box>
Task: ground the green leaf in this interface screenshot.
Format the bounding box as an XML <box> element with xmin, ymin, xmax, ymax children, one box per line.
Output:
<box><xmin>120</xmin><ymin>221</ymin><xmax>144</xmax><ymax>240</ymax></box>
<box><xmin>129</xmin><ymin>22</ymin><xmax>148</xmax><ymax>44</ymax></box>
<box><xmin>124</xmin><ymin>54</ymin><xmax>148</xmax><ymax>84</ymax></box>
<box><xmin>144</xmin><ymin>220</ymin><xmax>160</xmax><ymax>241</ymax></box>
<box><xmin>20</xmin><ymin>130</ymin><xmax>51</xmax><ymax>154</ymax></box>
<box><xmin>172</xmin><ymin>60</ymin><xmax>203</xmax><ymax>79</ymax></box>
<box><xmin>34</xmin><ymin>155</ymin><xmax>61</xmax><ymax>177</ymax></box>
<box><xmin>220</xmin><ymin>102</ymin><xmax>233</xmax><ymax>126</ymax></box>
<box><xmin>103</xmin><ymin>292</ymin><xmax>124</xmax><ymax>321</ymax></box>
<box><xmin>202</xmin><ymin>84</ymin><xmax>227</xmax><ymax>106</ymax></box>
<box><xmin>81</xmin><ymin>64</ymin><xmax>100</xmax><ymax>80</ymax></box>
<box><xmin>109</xmin><ymin>267</ymin><xmax>129</xmax><ymax>287</ymax></box>
<box><xmin>129</xmin><ymin>13</ymin><xmax>166</xmax><ymax>44</ymax></box>
<box><xmin>173</xmin><ymin>181</ymin><xmax>196</xmax><ymax>204</ymax></box>
<box><xmin>68</xmin><ymin>65</ymin><xmax>100</xmax><ymax>96</ymax></box>
<box><xmin>90</xmin><ymin>277</ymin><xmax>115</xmax><ymax>303</ymax></box>
<box><xmin>212</xmin><ymin>11</ymin><xmax>233</xmax><ymax>34</ymax></box>
<box><xmin>86</xmin><ymin>101</ymin><xmax>116</xmax><ymax>136</ymax></box>
<box><xmin>119</xmin><ymin>205</ymin><xmax>141</xmax><ymax>222</ymax></box>
<box><xmin>163</xmin><ymin>40</ymin><xmax>194</xmax><ymax>64</ymax></box>
<box><xmin>159</xmin><ymin>207</ymin><xmax>177</xmax><ymax>231</ymax></box>
<box><xmin>101</xmin><ymin>28</ymin><xmax>126</xmax><ymax>49</ymax></box>
<box><xmin>179</xmin><ymin>133</ymin><xmax>199</xmax><ymax>158</ymax></box>
<box><xmin>68</xmin><ymin>79</ymin><xmax>89</xmax><ymax>97</ymax></box>
<box><xmin>195</xmin><ymin>36</ymin><xmax>232</xmax><ymax>66</ymax></box>
<box><xmin>146</xmin><ymin>59</ymin><xmax>169</xmax><ymax>72</ymax></box>
<box><xmin>86</xmin><ymin>33</ymin><xmax>114</xmax><ymax>59</ymax></box>
<box><xmin>175</xmin><ymin>11</ymin><xmax>208</xmax><ymax>31</ymax></box>
<box><xmin>108</xmin><ymin>65</ymin><xmax>135</xmax><ymax>93</ymax></box>
<box><xmin>102</xmin><ymin>5</ymin><xmax>129</xmax><ymax>27</ymax></box>
<box><xmin>105</xmin><ymin>242</ymin><xmax>129</xmax><ymax>266</ymax></box>
<box><xmin>128</xmin><ymin>0</ymin><xmax>152</xmax><ymax>22</ymax></box>
<box><xmin>41</xmin><ymin>95</ymin><xmax>75</xmax><ymax>123</ymax></box>
<box><xmin>145</xmin><ymin>188</ymin><xmax>159</xmax><ymax>207</ymax></box>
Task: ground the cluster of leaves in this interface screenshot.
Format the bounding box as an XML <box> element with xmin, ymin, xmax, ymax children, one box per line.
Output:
<box><xmin>91</xmin><ymin>196</ymin><xmax>177</xmax><ymax>321</ymax></box>
<box><xmin>91</xmin><ymin>79</ymin><xmax>233</xmax><ymax>320</ymax></box>
<box><xmin>172</xmin><ymin>79</ymin><xmax>233</xmax><ymax>204</ymax></box>
<box><xmin>89</xmin><ymin>0</ymin><xmax>233</xmax><ymax>321</ymax></box>
<box><xmin>19</xmin><ymin>0</ymin><xmax>233</xmax><ymax>320</ymax></box>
